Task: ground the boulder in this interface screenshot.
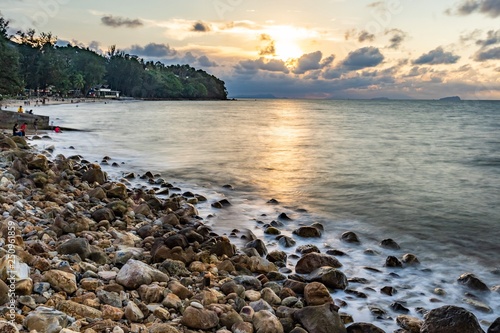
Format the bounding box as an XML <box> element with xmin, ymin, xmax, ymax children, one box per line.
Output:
<box><xmin>457</xmin><ymin>273</ymin><xmax>490</xmax><ymax>292</ymax></box>
<box><xmin>396</xmin><ymin>315</ymin><xmax>422</xmax><ymax>333</ymax></box>
<box><xmin>341</xmin><ymin>231</ymin><xmax>360</xmax><ymax>243</ymax></box>
<box><xmin>24</xmin><ymin>307</ymin><xmax>73</xmax><ymax>333</ymax></box>
<box><xmin>180</xmin><ymin>306</ymin><xmax>219</xmax><ymax>330</ymax></box>
<box><xmin>56</xmin><ymin>300</ymin><xmax>103</xmax><ymax>319</ymax></box>
<box><xmin>306</xmin><ymin>266</ymin><xmax>349</xmax><ymax>290</ymax></box>
<box><xmin>91</xmin><ymin>207</ymin><xmax>116</xmax><ymax>222</ymax></box>
<box><xmin>57</xmin><ymin>237</ymin><xmax>91</xmax><ymax>259</ymax></box>
<box><xmin>346</xmin><ymin>323</ymin><xmax>386</xmax><ymax>333</ymax></box>
<box><xmin>380</xmin><ymin>239</ymin><xmax>400</xmax><ymax>249</ymax></box>
<box><xmin>420</xmin><ymin>305</ymin><xmax>485</xmax><ymax>333</ymax></box>
<box><xmin>82</xmin><ymin>167</ymin><xmax>107</xmax><ymax>185</ymax></box>
<box><xmin>304</xmin><ymin>282</ymin><xmax>334</xmax><ymax>306</ymax></box>
<box><xmin>253</xmin><ymin>310</ymin><xmax>284</xmax><ymax>333</ymax></box>
<box><xmin>44</xmin><ymin>270</ymin><xmax>77</xmax><ymax>294</ymax></box>
<box><xmin>294</xmin><ymin>303</ymin><xmax>347</xmax><ymax>333</ymax></box>
<box><xmin>489</xmin><ymin>318</ymin><xmax>500</xmax><ymax>333</ymax></box>
<box><xmin>296</xmin><ymin>252</ymin><xmax>342</xmax><ymax>274</ymax></box>
<box><xmin>293</xmin><ymin>226</ymin><xmax>322</xmax><ymax>238</ymax></box>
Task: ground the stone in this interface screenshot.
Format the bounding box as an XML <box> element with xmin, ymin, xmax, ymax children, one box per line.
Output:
<box><xmin>304</xmin><ymin>282</ymin><xmax>334</xmax><ymax>306</ymax></box>
<box><xmin>296</xmin><ymin>252</ymin><xmax>342</xmax><ymax>274</ymax></box>
<box><xmin>380</xmin><ymin>239</ymin><xmax>400</xmax><ymax>249</ymax></box>
<box><xmin>44</xmin><ymin>270</ymin><xmax>78</xmax><ymax>294</ymax></box>
<box><xmin>306</xmin><ymin>266</ymin><xmax>349</xmax><ymax>290</ymax></box>
<box><xmin>396</xmin><ymin>315</ymin><xmax>422</xmax><ymax>333</ymax></box>
<box><xmin>0</xmin><ymin>279</ymin><xmax>10</xmax><ymax>305</ymax></box>
<box><xmin>261</xmin><ymin>287</ymin><xmax>281</xmax><ymax>306</ymax></box>
<box><xmin>402</xmin><ymin>253</ymin><xmax>420</xmax><ymax>265</ymax></box>
<box><xmin>341</xmin><ymin>231</ymin><xmax>360</xmax><ymax>243</ymax></box>
<box><xmin>253</xmin><ymin>310</ymin><xmax>284</xmax><ymax>333</ymax></box>
<box><xmin>138</xmin><ymin>284</ymin><xmax>165</xmax><ymax>303</ymax></box>
<box><xmin>28</xmin><ymin>156</ymin><xmax>49</xmax><ymax>171</ymax></box>
<box><xmin>346</xmin><ymin>323</ymin><xmax>386</xmax><ymax>333</ymax></box>
<box><xmin>169</xmin><ymin>280</ymin><xmax>193</xmax><ymax>299</ymax></box>
<box><xmin>148</xmin><ymin>323</ymin><xmax>181</xmax><ymax>333</ymax></box>
<box><xmin>24</xmin><ymin>307</ymin><xmax>73</xmax><ymax>333</ymax></box>
<box><xmin>232</xmin><ymin>322</ymin><xmax>254</xmax><ymax>333</ymax></box>
<box><xmin>97</xmin><ymin>289</ymin><xmax>122</xmax><ymax>307</ymax></box>
<box><xmin>420</xmin><ymin>305</ymin><xmax>485</xmax><ymax>333</ymax></box>
<box><xmin>385</xmin><ymin>256</ymin><xmax>403</xmax><ymax>268</ymax></box>
<box><xmin>457</xmin><ymin>273</ymin><xmax>490</xmax><ymax>292</ymax></box>
<box><xmin>180</xmin><ymin>306</ymin><xmax>219</xmax><ymax>330</ymax></box>
<box><xmin>102</xmin><ymin>305</ymin><xmax>124</xmax><ymax>321</ymax></box>
<box><xmin>293</xmin><ymin>226</ymin><xmax>322</xmax><ymax>238</ymax></box>
<box><xmin>294</xmin><ymin>303</ymin><xmax>347</xmax><ymax>333</ymax></box>
<box><xmin>233</xmin><ymin>275</ymin><xmax>263</xmax><ymax>291</ymax></box>
<box><xmin>56</xmin><ymin>300</ymin><xmax>103</xmax><ymax>319</ymax></box>
<box><xmin>162</xmin><ymin>292</ymin><xmax>183</xmax><ymax>310</ymax></box>
<box><xmin>278</xmin><ymin>235</ymin><xmax>296</xmax><ymax>247</ymax></box>
<box><xmin>116</xmin><ymin>259</ymin><xmax>169</xmax><ymax>289</ymax></box>
<box><xmin>489</xmin><ymin>318</ymin><xmax>500</xmax><ymax>333</ymax></box>
<box><xmin>248</xmin><ymin>256</ymin><xmax>278</xmax><ymax>274</ymax></box>
<box><xmin>91</xmin><ymin>207</ymin><xmax>115</xmax><ymax>222</ymax></box>
<box><xmin>124</xmin><ymin>301</ymin><xmax>145</xmax><ymax>322</ymax></box>
<box><xmin>211</xmin><ymin>237</ymin><xmax>236</xmax><ymax>257</ymax></box>
<box><xmin>57</xmin><ymin>237</ymin><xmax>91</xmax><ymax>259</ymax></box>
<box><xmin>245</xmin><ymin>239</ymin><xmax>268</xmax><ymax>256</ymax></box>
<box><xmin>82</xmin><ymin>167</ymin><xmax>107</xmax><ymax>185</ymax></box>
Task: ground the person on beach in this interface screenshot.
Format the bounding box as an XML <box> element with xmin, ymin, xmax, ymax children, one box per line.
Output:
<box><xmin>20</xmin><ymin>122</ymin><xmax>27</xmax><ymax>136</ymax></box>
<box><xmin>12</xmin><ymin>123</ymin><xmax>20</xmax><ymax>136</ymax></box>
<box><xmin>34</xmin><ymin>119</ymin><xmax>39</xmax><ymax>135</ymax></box>
<box><xmin>54</xmin><ymin>126</ymin><xmax>62</xmax><ymax>133</ymax></box>
<box><xmin>18</xmin><ymin>105</ymin><xmax>24</xmax><ymax>113</ymax></box>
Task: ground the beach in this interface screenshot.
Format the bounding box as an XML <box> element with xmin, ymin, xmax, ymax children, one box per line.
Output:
<box><xmin>0</xmin><ymin>100</ymin><xmax>499</xmax><ymax>333</ymax></box>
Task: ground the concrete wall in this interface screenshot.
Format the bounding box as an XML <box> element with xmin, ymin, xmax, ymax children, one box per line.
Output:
<box><xmin>0</xmin><ymin>110</ymin><xmax>50</xmax><ymax>131</ymax></box>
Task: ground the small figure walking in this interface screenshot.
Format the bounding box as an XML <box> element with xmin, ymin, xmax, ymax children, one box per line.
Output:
<box><xmin>20</xmin><ymin>122</ymin><xmax>27</xmax><ymax>136</ymax></box>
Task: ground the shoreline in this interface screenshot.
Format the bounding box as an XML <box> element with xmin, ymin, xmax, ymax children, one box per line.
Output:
<box><xmin>0</xmin><ymin>128</ymin><xmax>498</xmax><ymax>330</ymax></box>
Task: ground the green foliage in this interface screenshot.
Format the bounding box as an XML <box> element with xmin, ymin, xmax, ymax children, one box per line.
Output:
<box><xmin>0</xmin><ymin>14</ymin><xmax>227</xmax><ymax>100</ymax></box>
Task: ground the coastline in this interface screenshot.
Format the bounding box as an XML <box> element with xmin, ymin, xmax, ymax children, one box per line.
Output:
<box><xmin>0</xmin><ymin>112</ymin><xmax>498</xmax><ymax>332</ymax></box>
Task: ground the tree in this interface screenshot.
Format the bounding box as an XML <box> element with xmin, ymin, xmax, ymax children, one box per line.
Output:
<box><xmin>0</xmin><ymin>16</ymin><xmax>23</xmax><ymax>98</ymax></box>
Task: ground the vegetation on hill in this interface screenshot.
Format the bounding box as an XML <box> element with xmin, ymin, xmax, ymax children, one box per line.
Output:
<box><xmin>0</xmin><ymin>16</ymin><xmax>228</xmax><ymax>100</ymax></box>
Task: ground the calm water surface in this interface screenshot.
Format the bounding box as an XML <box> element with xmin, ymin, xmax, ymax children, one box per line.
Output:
<box><xmin>36</xmin><ymin>99</ymin><xmax>500</xmax><ymax>328</ymax></box>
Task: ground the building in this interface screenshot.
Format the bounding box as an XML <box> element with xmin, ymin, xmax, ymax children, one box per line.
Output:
<box><xmin>88</xmin><ymin>85</ymin><xmax>120</xmax><ymax>99</ymax></box>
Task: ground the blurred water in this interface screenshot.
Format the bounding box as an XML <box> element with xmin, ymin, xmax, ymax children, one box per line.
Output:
<box><xmin>34</xmin><ymin>99</ymin><xmax>500</xmax><ymax>329</ymax></box>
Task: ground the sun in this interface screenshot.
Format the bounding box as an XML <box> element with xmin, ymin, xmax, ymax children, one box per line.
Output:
<box><xmin>266</xmin><ymin>26</ymin><xmax>305</xmax><ymax>61</ymax></box>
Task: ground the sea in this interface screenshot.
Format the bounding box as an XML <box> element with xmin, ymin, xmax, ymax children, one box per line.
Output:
<box><xmin>32</xmin><ymin>99</ymin><xmax>499</xmax><ymax>330</ymax></box>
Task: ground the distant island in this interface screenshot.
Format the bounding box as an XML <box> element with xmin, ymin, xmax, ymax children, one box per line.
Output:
<box><xmin>231</xmin><ymin>93</ymin><xmax>277</xmax><ymax>99</ymax></box>
<box><xmin>439</xmin><ymin>96</ymin><xmax>461</xmax><ymax>101</ymax></box>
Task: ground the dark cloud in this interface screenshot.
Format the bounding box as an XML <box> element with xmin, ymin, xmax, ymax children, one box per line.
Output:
<box><xmin>412</xmin><ymin>47</ymin><xmax>460</xmax><ymax>65</ymax></box>
<box><xmin>128</xmin><ymin>43</ymin><xmax>177</xmax><ymax>58</ymax></box>
<box><xmin>385</xmin><ymin>29</ymin><xmax>407</xmax><ymax>49</ymax></box>
<box><xmin>475</xmin><ymin>29</ymin><xmax>500</xmax><ymax>46</ymax></box>
<box><xmin>344</xmin><ymin>29</ymin><xmax>375</xmax><ymax>43</ymax></box>
<box><xmin>197</xmin><ymin>55</ymin><xmax>218</xmax><ymax>67</ymax></box>
<box><xmin>459</xmin><ymin>29</ymin><xmax>483</xmax><ymax>44</ymax></box>
<box><xmin>450</xmin><ymin>0</ymin><xmax>500</xmax><ymax>18</ymax></box>
<box><xmin>474</xmin><ymin>46</ymin><xmax>500</xmax><ymax>61</ymax></box>
<box><xmin>234</xmin><ymin>58</ymin><xmax>289</xmax><ymax>75</ymax></box>
<box><xmin>259</xmin><ymin>34</ymin><xmax>276</xmax><ymax>56</ymax></box>
<box><xmin>293</xmin><ymin>51</ymin><xmax>323</xmax><ymax>74</ymax></box>
<box><xmin>341</xmin><ymin>46</ymin><xmax>384</xmax><ymax>70</ymax></box>
<box><xmin>101</xmin><ymin>15</ymin><xmax>143</xmax><ymax>28</ymax></box>
<box><xmin>192</xmin><ymin>21</ymin><xmax>211</xmax><ymax>32</ymax></box>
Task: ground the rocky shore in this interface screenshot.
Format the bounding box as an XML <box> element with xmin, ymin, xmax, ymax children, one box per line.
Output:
<box><xmin>0</xmin><ymin>132</ymin><xmax>498</xmax><ymax>333</ymax></box>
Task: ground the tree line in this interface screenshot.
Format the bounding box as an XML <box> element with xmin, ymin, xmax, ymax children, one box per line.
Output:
<box><xmin>0</xmin><ymin>16</ymin><xmax>228</xmax><ymax>101</ymax></box>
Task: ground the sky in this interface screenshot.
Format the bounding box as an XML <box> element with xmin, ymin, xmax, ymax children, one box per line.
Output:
<box><xmin>1</xmin><ymin>0</ymin><xmax>499</xmax><ymax>99</ymax></box>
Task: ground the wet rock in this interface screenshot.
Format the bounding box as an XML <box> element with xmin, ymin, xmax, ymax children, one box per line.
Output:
<box><xmin>306</xmin><ymin>266</ymin><xmax>349</xmax><ymax>290</ymax></box>
<box><xmin>489</xmin><ymin>318</ymin><xmax>500</xmax><ymax>333</ymax></box>
<box><xmin>278</xmin><ymin>235</ymin><xmax>296</xmax><ymax>247</ymax></box>
<box><xmin>380</xmin><ymin>286</ymin><xmax>396</xmax><ymax>296</ymax></box>
<box><xmin>233</xmin><ymin>275</ymin><xmax>263</xmax><ymax>291</ymax></box>
<box><xmin>161</xmin><ymin>259</ymin><xmax>190</xmax><ymax>277</ymax></box>
<box><xmin>248</xmin><ymin>256</ymin><xmax>278</xmax><ymax>274</ymax></box>
<box><xmin>346</xmin><ymin>322</ymin><xmax>386</xmax><ymax>333</ymax></box>
<box><xmin>245</xmin><ymin>239</ymin><xmax>268</xmax><ymax>256</ymax></box>
<box><xmin>212</xmin><ymin>199</ymin><xmax>231</xmax><ymax>208</ymax></box>
<box><xmin>457</xmin><ymin>273</ymin><xmax>490</xmax><ymax>292</ymax></box>
<box><xmin>304</xmin><ymin>282</ymin><xmax>334</xmax><ymax>306</ymax></box>
<box><xmin>296</xmin><ymin>252</ymin><xmax>342</xmax><ymax>274</ymax></box>
<box><xmin>107</xmin><ymin>183</ymin><xmax>128</xmax><ymax>199</ymax></box>
<box><xmin>341</xmin><ymin>231</ymin><xmax>360</xmax><ymax>243</ymax></box>
<box><xmin>293</xmin><ymin>226</ymin><xmax>322</xmax><ymax>238</ymax></box>
<box><xmin>420</xmin><ymin>305</ymin><xmax>485</xmax><ymax>333</ymax></box>
<box><xmin>385</xmin><ymin>256</ymin><xmax>403</xmax><ymax>268</ymax></box>
<box><xmin>180</xmin><ymin>306</ymin><xmax>219</xmax><ymax>330</ymax></box>
<box><xmin>211</xmin><ymin>237</ymin><xmax>236</xmax><ymax>257</ymax></box>
<box><xmin>91</xmin><ymin>207</ymin><xmax>115</xmax><ymax>222</ymax></box>
<box><xmin>462</xmin><ymin>297</ymin><xmax>493</xmax><ymax>313</ymax></box>
<box><xmin>283</xmin><ymin>279</ymin><xmax>307</xmax><ymax>294</ymax></box>
<box><xmin>28</xmin><ymin>156</ymin><xmax>49</xmax><ymax>171</ymax></box>
<box><xmin>88</xmin><ymin>186</ymin><xmax>107</xmax><ymax>200</ymax></box>
<box><xmin>402</xmin><ymin>253</ymin><xmax>420</xmax><ymax>265</ymax></box>
<box><xmin>233</xmin><ymin>321</ymin><xmax>254</xmax><ymax>333</ymax></box>
<box><xmin>296</xmin><ymin>244</ymin><xmax>320</xmax><ymax>254</ymax></box>
<box><xmin>380</xmin><ymin>239</ymin><xmax>400</xmax><ymax>250</ymax></box>
<box><xmin>116</xmin><ymin>259</ymin><xmax>169</xmax><ymax>289</ymax></box>
<box><xmin>294</xmin><ymin>303</ymin><xmax>346</xmax><ymax>333</ymax></box>
<box><xmin>253</xmin><ymin>310</ymin><xmax>284</xmax><ymax>333</ymax></box>
<box><xmin>82</xmin><ymin>167</ymin><xmax>107</xmax><ymax>185</ymax></box>
<box><xmin>396</xmin><ymin>315</ymin><xmax>422</xmax><ymax>333</ymax></box>
<box><xmin>261</xmin><ymin>287</ymin><xmax>281</xmax><ymax>306</ymax></box>
<box><xmin>390</xmin><ymin>301</ymin><xmax>410</xmax><ymax>313</ymax></box>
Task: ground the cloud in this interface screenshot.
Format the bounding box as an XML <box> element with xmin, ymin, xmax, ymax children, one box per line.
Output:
<box><xmin>412</xmin><ymin>47</ymin><xmax>460</xmax><ymax>65</ymax></box>
<box><xmin>474</xmin><ymin>46</ymin><xmax>500</xmax><ymax>61</ymax></box>
<box><xmin>197</xmin><ymin>55</ymin><xmax>218</xmax><ymax>67</ymax></box>
<box><xmin>128</xmin><ymin>43</ymin><xmax>177</xmax><ymax>58</ymax></box>
<box><xmin>234</xmin><ymin>58</ymin><xmax>289</xmax><ymax>75</ymax></box>
<box><xmin>344</xmin><ymin>29</ymin><xmax>375</xmax><ymax>43</ymax></box>
<box><xmin>101</xmin><ymin>15</ymin><xmax>143</xmax><ymax>28</ymax></box>
<box><xmin>449</xmin><ymin>0</ymin><xmax>500</xmax><ymax>18</ymax></box>
<box><xmin>293</xmin><ymin>51</ymin><xmax>323</xmax><ymax>74</ymax></box>
<box><xmin>475</xmin><ymin>29</ymin><xmax>500</xmax><ymax>47</ymax></box>
<box><xmin>341</xmin><ymin>46</ymin><xmax>384</xmax><ymax>70</ymax></box>
<box><xmin>259</xmin><ymin>34</ymin><xmax>276</xmax><ymax>56</ymax></box>
<box><xmin>192</xmin><ymin>21</ymin><xmax>211</xmax><ymax>32</ymax></box>
<box><xmin>385</xmin><ymin>29</ymin><xmax>407</xmax><ymax>49</ymax></box>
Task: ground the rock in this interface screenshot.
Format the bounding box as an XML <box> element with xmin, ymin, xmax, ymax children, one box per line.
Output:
<box><xmin>385</xmin><ymin>256</ymin><xmax>402</xmax><ymax>268</ymax></box>
<box><xmin>489</xmin><ymin>318</ymin><xmax>500</xmax><ymax>333</ymax></box>
<box><xmin>102</xmin><ymin>305</ymin><xmax>124</xmax><ymax>321</ymax></box>
<box><xmin>138</xmin><ymin>284</ymin><xmax>165</xmax><ymax>303</ymax></box>
<box><xmin>28</xmin><ymin>156</ymin><xmax>49</xmax><ymax>171</ymax></box>
<box><xmin>44</xmin><ymin>270</ymin><xmax>78</xmax><ymax>294</ymax></box>
<box><xmin>253</xmin><ymin>310</ymin><xmax>284</xmax><ymax>333</ymax></box>
<box><xmin>168</xmin><ymin>280</ymin><xmax>193</xmax><ymax>299</ymax></box>
<box><xmin>306</xmin><ymin>266</ymin><xmax>349</xmax><ymax>290</ymax></box>
<box><xmin>304</xmin><ymin>282</ymin><xmax>334</xmax><ymax>306</ymax></box>
<box><xmin>91</xmin><ymin>207</ymin><xmax>115</xmax><ymax>222</ymax></box>
<box><xmin>293</xmin><ymin>226</ymin><xmax>322</xmax><ymax>238</ymax></box>
<box><xmin>402</xmin><ymin>253</ymin><xmax>420</xmax><ymax>265</ymax></box>
<box><xmin>296</xmin><ymin>244</ymin><xmax>320</xmax><ymax>254</ymax></box>
<box><xmin>233</xmin><ymin>275</ymin><xmax>263</xmax><ymax>291</ymax></box>
<box><xmin>97</xmin><ymin>289</ymin><xmax>122</xmax><ymax>307</ymax></box>
<box><xmin>346</xmin><ymin>323</ymin><xmax>386</xmax><ymax>333</ymax></box>
<box><xmin>248</xmin><ymin>256</ymin><xmax>278</xmax><ymax>274</ymax></box>
<box><xmin>341</xmin><ymin>231</ymin><xmax>360</xmax><ymax>243</ymax></box>
<box><xmin>116</xmin><ymin>259</ymin><xmax>169</xmax><ymax>289</ymax></box>
<box><xmin>107</xmin><ymin>183</ymin><xmax>128</xmax><ymax>199</ymax></box>
<box><xmin>294</xmin><ymin>303</ymin><xmax>347</xmax><ymax>333</ymax></box>
<box><xmin>233</xmin><ymin>321</ymin><xmax>254</xmax><ymax>333</ymax></box>
<box><xmin>278</xmin><ymin>235</ymin><xmax>296</xmax><ymax>247</ymax></box>
<box><xmin>161</xmin><ymin>259</ymin><xmax>191</xmax><ymax>277</ymax></box>
<box><xmin>57</xmin><ymin>237</ymin><xmax>91</xmax><ymax>259</ymax></box>
<box><xmin>82</xmin><ymin>167</ymin><xmax>107</xmax><ymax>185</ymax></box>
<box><xmin>124</xmin><ymin>301</ymin><xmax>145</xmax><ymax>322</ymax></box>
<box><xmin>296</xmin><ymin>252</ymin><xmax>342</xmax><ymax>274</ymax></box>
<box><xmin>24</xmin><ymin>307</ymin><xmax>73</xmax><ymax>333</ymax></box>
<box><xmin>0</xmin><ymin>279</ymin><xmax>9</xmax><ymax>305</ymax></box>
<box><xmin>148</xmin><ymin>323</ymin><xmax>181</xmax><ymax>333</ymax></box>
<box><xmin>211</xmin><ymin>237</ymin><xmax>236</xmax><ymax>257</ymax></box>
<box><xmin>56</xmin><ymin>300</ymin><xmax>103</xmax><ymax>319</ymax></box>
<box><xmin>261</xmin><ymin>287</ymin><xmax>281</xmax><ymax>306</ymax></box>
<box><xmin>380</xmin><ymin>239</ymin><xmax>400</xmax><ymax>250</ymax></box>
<box><xmin>420</xmin><ymin>305</ymin><xmax>485</xmax><ymax>333</ymax></box>
<box><xmin>245</xmin><ymin>239</ymin><xmax>268</xmax><ymax>256</ymax></box>
<box><xmin>396</xmin><ymin>315</ymin><xmax>422</xmax><ymax>333</ymax></box>
<box><xmin>88</xmin><ymin>187</ymin><xmax>107</xmax><ymax>200</ymax></box>
<box><xmin>180</xmin><ymin>306</ymin><xmax>219</xmax><ymax>330</ymax></box>
<box><xmin>457</xmin><ymin>273</ymin><xmax>490</xmax><ymax>292</ymax></box>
